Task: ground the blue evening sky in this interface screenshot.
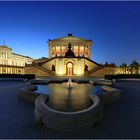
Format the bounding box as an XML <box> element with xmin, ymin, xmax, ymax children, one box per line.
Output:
<box><xmin>0</xmin><ymin>1</ymin><xmax>140</xmax><ymax>65</ymax></box>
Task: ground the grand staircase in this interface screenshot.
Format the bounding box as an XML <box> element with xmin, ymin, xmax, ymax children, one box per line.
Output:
<box><xmin>88</xmin><ymin>65</ymin><xmax>105</xmax><ymax>74</ymax></box>
<box><xmin>34</xmin><ymin>65</ymin><xmax>51</xmax><ymax>74</ymax></box>
<box><xmin>88</xmin><ymin>64</ymin><xmax>116</xmax><ymax>75</ymax></box>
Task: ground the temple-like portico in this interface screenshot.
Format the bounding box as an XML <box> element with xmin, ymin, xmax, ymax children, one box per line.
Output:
<box><xmin>48</xmin><ymin>33</ymin><xmax>91</xmax><ymax>58</ymax></box>
<box><xmin>25</xmin><ymin>34</ymin><xmax>118</xmax><ymax>77</ymax></box>
<box><xmin>28</xmin><ymin>34</ymin><xmax>100</xmax><ymax>76</ymax></box>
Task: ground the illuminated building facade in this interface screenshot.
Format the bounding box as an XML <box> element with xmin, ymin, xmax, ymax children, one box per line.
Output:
<box><xmin>25</xmin><ymin>34</ymin><xmax>105</xmax><ymax>76</ymax></box>
<box><xmin>0</xmin><ymin>45</ymin><xmax>33</xmax><ymax>74</ymax></box>
<box><xmin>45</xmin><ymin>33</ymin><xmax>99</xmax><ymax>76</ymax></box>
<box><xmin>2</xmin><ymin>34</ymin><xmax>137</xmax><ymax>77</ymax></box>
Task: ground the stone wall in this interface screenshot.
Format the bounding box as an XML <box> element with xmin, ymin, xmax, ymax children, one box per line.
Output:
<box><xmin>89</xmin><ymin>66</ymin><xmax>116</xmax><ymax>77</ymax></box>
<box><xmin>42</xmin><ymin>59</ymin><xmax>56</xmax><ymax>72</ymax></box>
<box><xmin>85</xmin><ymin>59</ymin><xmax>99</xmax><ymax>71</ymax></box>
<box><xmin>25</xmin><ymin>66</ymin><xmax>50</xmax><ymax>77</ymax></box>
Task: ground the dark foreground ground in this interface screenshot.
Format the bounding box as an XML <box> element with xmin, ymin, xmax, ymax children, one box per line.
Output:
<box><xmin>0</xmin><ymin>80</ymin><xmax>140</xmax><ymax>139</ymax></box>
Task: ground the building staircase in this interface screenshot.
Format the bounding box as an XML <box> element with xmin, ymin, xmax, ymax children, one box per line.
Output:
<box><xmin>88</xmin><ymin>65</ymin><xmax>105</xmax><ymax>74</ymax></box>
<box><xmin>33</xmin><ymin>65</ymin><xmax>51</xmax><ymax>74</ymax></box>
<box><xmin>88</xmin><ymin>64</ymin><xmax>115</xmax><ymax>75</ymax></box>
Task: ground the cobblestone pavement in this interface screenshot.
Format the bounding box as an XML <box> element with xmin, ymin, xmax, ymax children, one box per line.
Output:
<box><xmin>0</xmin><ymin>81</ymin><xmax>140</xmax><ymax>138</ymax></box>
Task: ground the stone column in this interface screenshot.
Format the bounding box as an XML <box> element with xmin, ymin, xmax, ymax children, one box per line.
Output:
<box><xmin>88</xmin><ymin>47</ymin><xmax>90</xmax><ymax>58</ymax></box>
<box><xmin>60</xmin><ymin>46</ymin><xmax>62</xmax><ymax>56</ymax></box>
<box><xmin>78</xmin><ymin>45</ymin><xmax>80</xmax><ymax>56</ymax></box>
<box><xmin>55</xmin><ymin>46</ymin><xmax>56</xmax><ymax>57</ymax></box>
<box><xmin>0</xmin><ymin>67</ymin><xmax>1</xmax><ymax>74</ymax></box>
<box><xmin>84</xmin><ymin>46</ymin><xmax>86</xmax><ymax>57</ymax></box>
<box><xmin>72</xmin><ymin>44</ymin><xmax>74</xmax><ymax>52</ymax></box>
<box><xmin>49</xmin><ymin>46</ymin><xmax>51</xmax><ymax>58</ymax></box>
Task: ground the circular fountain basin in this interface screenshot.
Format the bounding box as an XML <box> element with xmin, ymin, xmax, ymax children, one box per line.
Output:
<box><xmin>35</xmin><ymin>94</ymin><xmax>103</xmax><ymax>131</ymax></box>
<box><xmin>18</xmin><ymin>79</ymin><xmax>121</xmax><ymax>131</ymax></box>
<box><xmin>19</xmin><ymin>79</ymin><xmax>121</xmax><ymax>105</ymax></box>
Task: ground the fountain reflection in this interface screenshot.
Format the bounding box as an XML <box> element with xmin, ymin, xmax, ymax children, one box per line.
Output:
<box><xmin>46</xmin><ymin>82</ymin><xmax>93</xmax><ymax>112</ymax></box>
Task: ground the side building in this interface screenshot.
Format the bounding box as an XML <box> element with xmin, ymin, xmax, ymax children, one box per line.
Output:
<box><xmin>0</xmin><ymin>45</ymin><xmax>33</xmax><ymax>74</ymax></box>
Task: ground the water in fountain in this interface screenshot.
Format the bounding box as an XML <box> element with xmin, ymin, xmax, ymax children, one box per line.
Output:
<box><xmin>35</xmin><ymin>79</ymin><xmax>102</xmax><ymax>112</ymax></box>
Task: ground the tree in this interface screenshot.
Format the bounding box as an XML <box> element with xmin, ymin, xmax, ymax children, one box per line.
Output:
<box><xmin>120</xmin><ymin>62</ymin><xmax>127</xmax><ymax>74</ymax></box>
<box><xmin>130</xmin><ymin>60</ymin><xmax>139</xmax><ymax>74</ymax></box>
<box><xmin>111</xmin><ymin>62</ymin><xmax>116</xmax><ymax>66</ymax></box>
<box><xmin>120</xmin><ymin>62</ymin><xmax>127</xmax><ymax>67</ymax></box>
<box><xmin>105</xmin><ymin>61</ymin><xmax>108</xmax><ymax>65</ymax></box>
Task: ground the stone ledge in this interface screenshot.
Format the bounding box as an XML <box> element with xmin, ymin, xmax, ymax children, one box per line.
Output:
<box><xmin>98</xmin><ymin>86</ymin><xmax>122</xmax><ymax>104</ymax></box>
<box><xmin>35</xmin><ymin>94</ymin><xmax>103</xmax><ymax>131</ymax></box>
<box><xmin>18</xmin><ymin>85</ymin><xmax>40</xmax><ymax>104</ymax></box>
<box><xmin>89</xmin><ymin>79</ymin><xmax>112</xmax><ymax>86</ymax></box>
<box><xmin>29</xmin><ymin>79</ymin><xmax>50</xmax><ymax>85</ymax></box>
<box><xmin>0</xmin><ymin>78</ymin><xmax>27</xmax><ymax>81</ymax></box>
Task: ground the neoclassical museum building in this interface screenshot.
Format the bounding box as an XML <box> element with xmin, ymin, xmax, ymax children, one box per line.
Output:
<box><xmin>0</xmin><ymin>34</ymin><xmax>120</xmax><ymax>77</ymax></box>
<box><xmin>25</xmin><ymin>34</ymin><xmax>117</xmax><ymax>77</ymax></box>
<box><xmin>0</xmin><ymin>45</ymin><xmax>33</xmax><ymax>74</ymax></box>
<box><xmin>1</xmin><ymin>34</ymin><xmax>139</xmax><ymax>77</ymax></box>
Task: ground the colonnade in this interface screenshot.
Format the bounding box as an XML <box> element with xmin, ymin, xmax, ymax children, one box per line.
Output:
<box><xmin>0</xmin><ymin>52</ymin><xmax>9</xmax><ymax>58</ymax></box>
<box><xmin>0</xmin><ymin>66</ymin><xmax>24</xmax><ymax>74</ymax></box>
<box><xmin>49</xmin><ymin>45</ymin><xmax>90</xmax><ymax>58</ymax></box>
<box><xmin>0</xmin><ymin>59</ymin><xmax>28</xmax><ymax>67</ymax></box>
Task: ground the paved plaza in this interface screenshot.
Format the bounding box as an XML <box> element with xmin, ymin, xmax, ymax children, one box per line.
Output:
<box><xmin>0</xmin><ymin>80</ymin><xmax>140</xmax><ymax>138</ymax></box>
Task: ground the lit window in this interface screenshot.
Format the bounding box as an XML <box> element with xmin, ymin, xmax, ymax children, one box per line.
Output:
<box><xmin>56</xmin><ymin>46</ymin><xmax>60</xmax><ymax>56</ymax></box>
<box><xmin>62</xmin><ymin>46</ymin><xmax>66</xmax><ymax>56</ymax></box>
<box><xmin>51</xmin><ymin>46</ymin><xmax>55</xmax><ymax>55</ymax></box>
<box><xmin>79</xmin><ymin>46</ymin><xmax>84</xmax><ymax>56</ymax></box>
<box><xmin>74</xmin><ymin>46</ymin><xmax>78</xmax><ymax>56</ymax></box>
<box><xmin>85</xmin><ymin>46</ymin><xmax>88</xmax><ymax>56</ymax></box>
